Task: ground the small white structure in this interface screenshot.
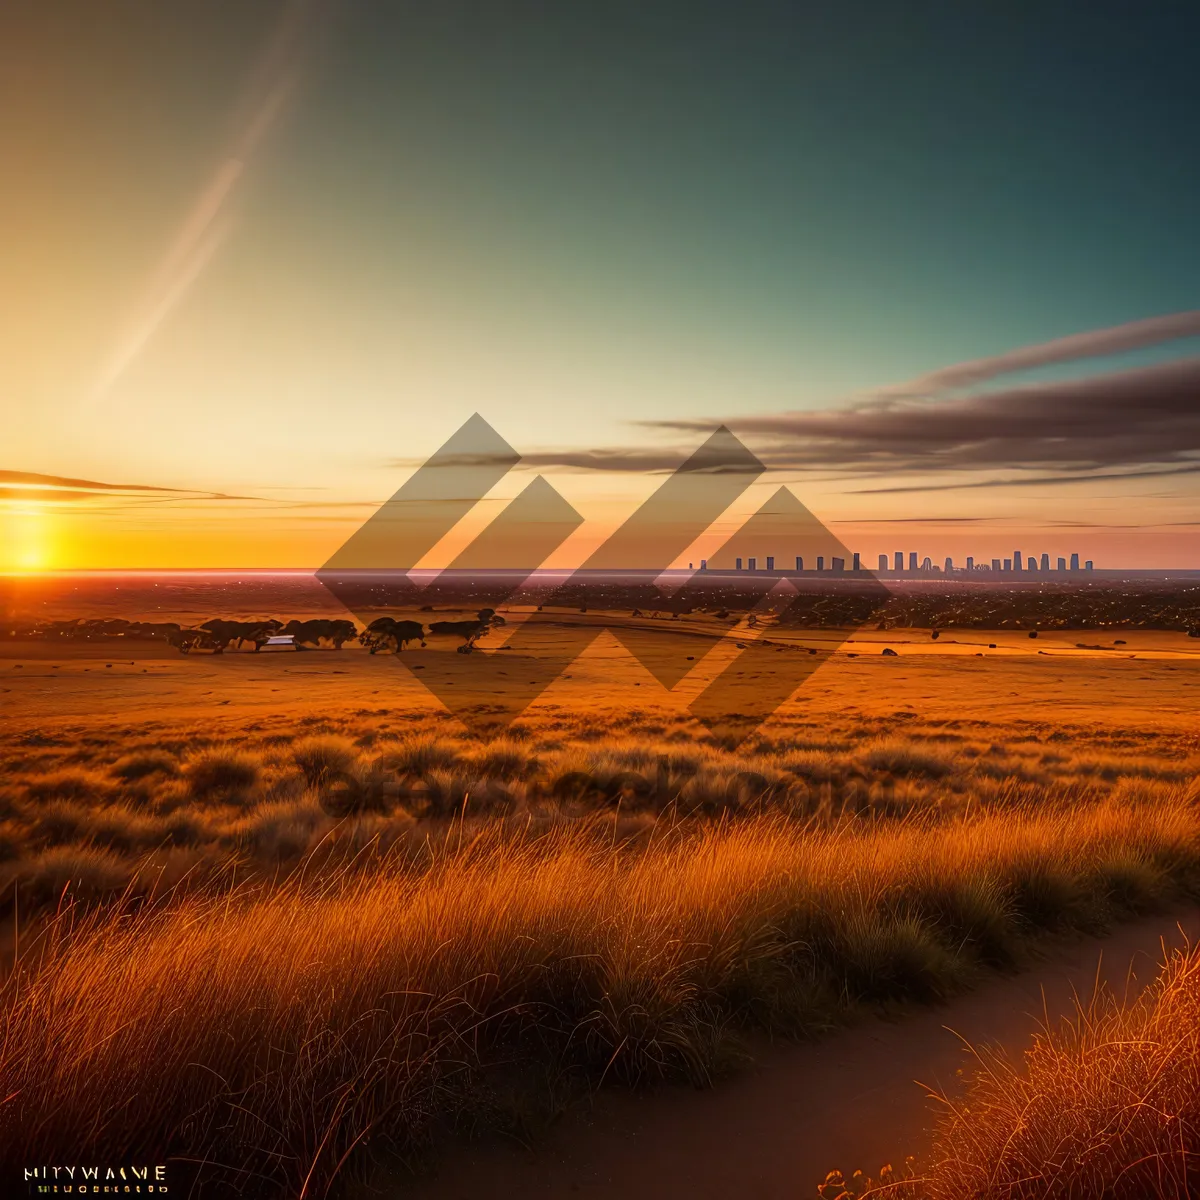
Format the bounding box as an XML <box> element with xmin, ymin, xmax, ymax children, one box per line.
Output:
<box><xmin>260</xmin><ymin>635</ymin><xmax>296</xmax><ymax>652</ymax></box>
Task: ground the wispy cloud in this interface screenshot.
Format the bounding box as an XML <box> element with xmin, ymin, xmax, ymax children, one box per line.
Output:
<box><xmin>636</xmin><ymin>317</ymin><xmax>1200</xmax><ymax>488</ymax></box>
<box><xmin>854</xmin><ymin>310</ymin><xmax>1200</xmax><ymax>403</ymax></box>
<box><xmin>0</xmin><ymin>469</ymin><xmax>257</xmax><ymax>504</ymax></box>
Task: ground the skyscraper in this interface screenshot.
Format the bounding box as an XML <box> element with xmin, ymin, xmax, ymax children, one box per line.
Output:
<box><xmin>878</xmin><ymin>553</ymin><xmax>888</xmax><ymax>572</ymax></box>
<box><xmin>944</xmin><ymin>556</ymin><xmax>954</xmax><ymax>573</ymax></box>
<box><xmin>765</xmin><ymin>556</ymin><xmax>774</xmax><ymax>571</ymax></box>
<box><xmin>1070</xmin><ymin>552</ymin><xmax>1080</xmax><ymax>571</ymax></box>
<box><xmin>966</xmin><ymin>556</ymin><xmax>974</xmax><ymax>571</ymax></box>
<box><xmin>894</xmin><ymin>551</ymin><xmax>903</xmax><ymax>571</ymax></box>
<box><xmin>1014</xmin><ymin>551</ymin><xmax>1023</xmax><ymax>571</ymax></box>
<box><xmin>748</xmin><ymin>557</ymin><xmax>757</xmax><ymax>571</ymax></box>
<box><xmin>1057</xmin><ymin>557</ymin><xmax>1066</xmax><ymax>571</ymax></box>
<box><xmin>735</xmin><ymin>557</ymin><xmax>743</xmax><ymax>571</ymax></box>
<box><xmin>908</xmin><ymin>552</ymin><xmax>918</xmax><ymax>571</ymax></box>
<box><xmin>796</xmin><ymin>556</ymin><xmax>804</xmax><ymax>572</ymax></box>
<box><xmin>816</xmin><ymin>555</ymin><xmax>825</xmax><ymax>571</ymax></box>
<box><xmin>991</xmin><ymin>559</ymin><xmax>1001</xmax><ymax>571</ymax></box>
<box><xmin>852</xmin><ymin>552</ymin><xmax>860</xmax><ymax>572</ymax></box>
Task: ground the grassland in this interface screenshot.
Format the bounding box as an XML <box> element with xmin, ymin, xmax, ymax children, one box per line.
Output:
<box><xmin>1</xmin><ymin>702</ymin><xmax>1198</xmax><ymax>1198</ymax></box>
<box><xmin>823</xmin><ymin>937</ymin><xmax>1200</xmax><ymax>1200</ymax></box>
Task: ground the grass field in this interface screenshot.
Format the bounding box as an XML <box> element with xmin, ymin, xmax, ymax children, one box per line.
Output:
<box><xmin>1</xmin><ymin>602</ymin><xmax>1198</xmax><ymax>1197</ymax></box>
<box><xmin>1</xmin><ymin>690</ymin><xmax>1199</xmax><ymax>1197</ymax></box>
<box><xmin>823</xmin><ymin>937</ymin><xmax>1200</xmax><ymax>1200</ymax></box>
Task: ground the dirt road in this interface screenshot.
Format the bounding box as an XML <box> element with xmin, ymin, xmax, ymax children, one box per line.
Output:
<box><xmin>399</xmin><ymin>910</ymin><xmax>1200</xmax><ymax>1200</ymax></box>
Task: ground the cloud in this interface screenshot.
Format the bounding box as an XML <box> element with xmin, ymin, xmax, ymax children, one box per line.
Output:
<box><xmin>643</xmin><ymin>354</ymin><xmax>1200</xmax><ymax>484</ymax></box>
<box><xmin>0</xmin><ymin>470</ymin><xmax>257</xmax><ymax>503</ymax></box>
<box><xmin>851</xmin><ymin>464</ymin><xmax>1200</xmax><ymax>494</ymax></box>
<box><xmin>856</xmin><ymin>310</ymin><xmax>1200</xmax><ymax>403</ymax></box>
<box><xmin>386</xmin><ymin>449</ymin><xmax>708</xmax><ymax>474</ymax></box>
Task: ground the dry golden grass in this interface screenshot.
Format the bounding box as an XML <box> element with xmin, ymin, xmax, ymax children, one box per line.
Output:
<box><xmin>1</xmin><ymin>712</ymin><xmax>1196</xmax><ymax>921</ymax></box>
<box><xmin>884</xmin><ymin>939</ymin><xmax>1200</xmax><ymax>1200</ymax></box>
<box><xmin>0</xmin><ymin>709</ymin><xmax>1198</xmax><ymax>1196</ymax></box>
<box><xmin>2</xmin><ymin>791</ymin><xmax>1199</xmax><ymax>1198</ymax></box>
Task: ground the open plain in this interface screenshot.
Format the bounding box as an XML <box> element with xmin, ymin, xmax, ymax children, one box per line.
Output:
<box><xmin>1</xmin><ymin>575</ymin><xmax>1199</xmax><ymax>1198</ymax></box>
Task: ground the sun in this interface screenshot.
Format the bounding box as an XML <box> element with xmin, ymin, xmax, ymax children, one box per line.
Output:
<box><xmin>3</xmin><ymin>505</ymin><xmax>55</xmax><ymax>573</ymax></box>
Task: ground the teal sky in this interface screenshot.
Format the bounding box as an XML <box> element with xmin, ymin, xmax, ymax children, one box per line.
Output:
<box><xmin>2</xmin><ymin>1</ymin><xmax>1198</xmax><ymax>568</ymax></box>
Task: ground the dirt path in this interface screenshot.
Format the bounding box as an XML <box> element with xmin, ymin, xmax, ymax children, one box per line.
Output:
<box><xmin>398</xmin><ymin>909</ymin><xmax>1200</xmax><ymax>1200</ymax></box>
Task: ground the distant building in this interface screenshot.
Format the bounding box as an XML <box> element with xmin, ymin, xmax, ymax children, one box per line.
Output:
<box><xmin>1004</xmin><ymin>558</ymin><xmax>1012</xmax><ymax>571</ymax></box>
<box><xmin>894</xmin><ymin>551</ymin><xmax>903</xmax><ymax>571</ymax></box>
<box><xmin>909</xmin><ymin>551</ymin><xmax>918</xmax><ymax>571</ymax></box>
<box><xmin>1070</xmin><ymin>552</ymin><xmax>1080</xmax><ymax>571</ymax></box>
<box><xmin>765</xmin><ymin>556</ymin><xmax>775</xmax><ymax>571</ymax></box>
<box><xmin>966</xmin><ymin>556</ymin><xmax>974</xmax><ymax>571</ymax></box>
<box><xmin>852</xmin><ymin>552</ymin><xmax>860</xmax><ymax>571</ymax></box>
<box><xmin>1026</xmin><ymin>554</ymin><xmax>1036</xmax><ymax>571</ymax></box>
<box><xmin>748</xmin><ymin>557</ymin><xmax>757</xmax><ymax>571</ymax></box>
<box><xmin>878</xmin><ymin>553</ymin><xmax>889</xmax><ymax>571</ymax></box>
<box><xmin>1057</xmin><ymin>557</ymin><xmax>1066</xmax><ymax>571</ymax></box>
<box><xmin>700</xmin><ymin>559</ymin><xmax>708</xmax><ymax>571</ymax></box>
<box><xmin>832</xmin><ymin>556</ymin><xmax>845</xmax><ymax>572</ymax></box>
<box><xmin>735</xmin><ymin>557</ymin><xmax>743</xmax><ymax>571</ymax></box>
<box><xmin>991</xmin><ymin>558</ymin><xmax>1001</xmax><ymax>571</ymax></box>
<box><xmin>796</xmin><ymin>555</ymin><xmax>804</xmax><ymax>571</ymax></box>
<box><xmin>944</xmin><ymin>556</ymin><xmax>954</xmax><ymax>573</ymax></box>
<box><xmin>1040</xmin><ymin>553</ymin><xmax>1050</xmax><ymax>572</ymax></box>
<box><xmin>1085</xmin><ymin>560</ymin><xmax>1094</xmax><ymax>570</ymax></box>
<box><xmin>1014</xmin><ymin>551</ymin><xmax>1023</xmax><ymax>571</ymax></box>
<box><xmin>817</xmin><ymin>555</ymin><xmax>825</xmax><ymax>571</ymax></box>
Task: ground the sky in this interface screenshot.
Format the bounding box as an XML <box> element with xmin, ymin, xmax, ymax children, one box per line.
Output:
<box><xmin>2</xmin><ymin>0</ymin><xmax>1199</xmax><ymax>571</ymax></box>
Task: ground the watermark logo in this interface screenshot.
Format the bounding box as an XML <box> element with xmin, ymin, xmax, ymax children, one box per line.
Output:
<box><xmin>23</xmin><ymin>1164</ymin><xmax>169</xmax><ymax>1195</ymax></box>
<box><xmin>317</xmin><ymin>416</ymin><xmax>887</xmax><ymax>742</ymax></box>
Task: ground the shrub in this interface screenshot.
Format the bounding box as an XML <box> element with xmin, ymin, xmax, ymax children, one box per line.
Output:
<box><xmin>11</xmin><ymin>845</ymin><xmax>133</xmax><ymax>910</ymax></box>
<box><xmin>861</xmin><ymin>739</ymin><xmax>956</xmax><ymax>779</ymax></box>
<box><xmin>24</xmin><ymin>770</ymin><xmax>107</xmax><ymax>804</ymax></box>
<box><xmin>923</xmin><ymin>943</ymin><xmax>1200</xmax><ymax>1199</ymax></box>
<box><xmin>240</xmin><ymin>799</ymin><xmax>326</xmax><ymax>862</ymax></box>
<box><xmin>379</xmin><ymin>733</ymin><xmax>461</xmax><ymax>776</ymax></box>
<box><xmin>110</xmin><ymin>750</ymin><xmax>180</xmax><ymax>782</ymax></box>
<box><xmin>291</xmin><ymin>736</ymin><xmax>360</xmax><ymax>789</ymax></box>
<box><xmin>185</xmin><ymin>749</ymin><xmax>261</xmax><ymax>801</ymax></box>
<box><xmin>31</xmin><ymin>800</ymin><xmax>91</xmax><ymax>846</ymax></box>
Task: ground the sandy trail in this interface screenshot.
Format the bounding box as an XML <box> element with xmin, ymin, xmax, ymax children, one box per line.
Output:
<box><xmin>400</xmin><ymin>909</ymin><xmax>1200</xmax><ymax>1200</ymax></box>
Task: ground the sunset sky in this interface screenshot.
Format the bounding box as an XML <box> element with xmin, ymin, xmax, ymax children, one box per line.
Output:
<box><xmin>3</xmin><ymin>1</ymin><xmax>1199</xmax><ymax>571</ymax></box>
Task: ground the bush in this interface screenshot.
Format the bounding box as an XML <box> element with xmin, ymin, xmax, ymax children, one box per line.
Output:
<box><xmin>24</xmin><ymin>770</ymin><xmax>107</xmax><ymax>804</ymax></box>
<box><xmin>924</xmin><ymin>943</ymin><xmax>1200</xmax><ymax>1199</ymax></box>
<box><xmin>185</xmin><ymin>750</ymin><xmax>261</xmax><ymax>801</ymax></box>
<box><xmin>861</xmin><ymin>739</ymin><xmax>956</xmax><ymax>779</ymax></box>
<box><xmin>110</xmin><ymin>750</ymin><xmax>180</xmax><ymax>782</ymax></box>
<box><xmin>379</xmin><ymin>734</ymin><xmax>460</xmax><ymax>776</ymax></box>
<box><xmin>31</xmin><ymin>800</ymin><xmax>91</xmax><ymax>846</ymax></box>
<box><xmin>12</xmin><ymin>845</ymin><xmax>133</xmax><ymax>910</ymax></box>
<box><xmin>291</xmin><ymin>736</ymin><xmax>360</xmax><ymax>789</ymax></box>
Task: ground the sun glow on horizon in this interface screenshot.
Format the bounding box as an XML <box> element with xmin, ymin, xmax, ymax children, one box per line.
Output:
<box><xmin>2</xmin><ymin>505</ymin><xmax>56</xmax><ymax>572</ymax></box>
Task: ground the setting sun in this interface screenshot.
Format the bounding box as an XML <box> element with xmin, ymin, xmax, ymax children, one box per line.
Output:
<box><xmin>2</xmin><ymin>505</ymin><xmax>54</xmax><ymax>572</ymax></box>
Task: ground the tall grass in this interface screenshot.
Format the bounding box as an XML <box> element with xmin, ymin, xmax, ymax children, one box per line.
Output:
<box><xmin>919</xmin><ymin>940</ymin><xmax>1200</xmax><ymax>1199</ymax></box>
<box><xmin>2</xmin><ymin>799</ymin><xmax>1197</xmax><ymax>1198</ymax></box>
